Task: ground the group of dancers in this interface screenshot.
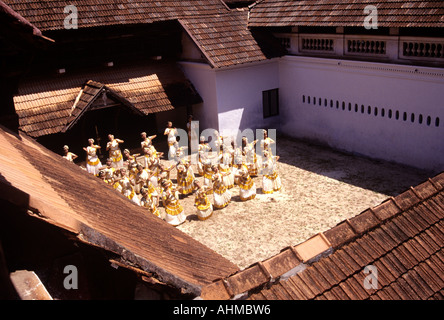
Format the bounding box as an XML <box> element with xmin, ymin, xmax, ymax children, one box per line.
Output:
<box><xmin>62</xmin><ymin>122</ymin><xmax>282</xmax><ymax>227</ymax></box>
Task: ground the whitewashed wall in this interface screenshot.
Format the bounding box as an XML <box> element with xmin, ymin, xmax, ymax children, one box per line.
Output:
<box><xmin>214</xmin><ymin>60</ymin><xmax>280</xmax><ymax>138</ymax></box>
<box><xmin>180</xmin><ymin>60</ymin><xmax>280</xmax><ymax>140</ymax></box>
<box><xmin>179</xmin><ymin>62</ymin><xmax>219</xmax><ymax>131</ymax></box>
<box><xmin>279</xmin><ymin>55</ymin><xmax>444</xmax><ymax>172</ymax></box>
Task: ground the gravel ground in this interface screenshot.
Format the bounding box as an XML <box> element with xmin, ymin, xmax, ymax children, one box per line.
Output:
<box><xmin>155</xmin><ymin>135</ymin><xmax>433</xmax><ymax>270</ymax></box>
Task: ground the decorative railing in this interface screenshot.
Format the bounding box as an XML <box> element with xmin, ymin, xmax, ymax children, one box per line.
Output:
<box><xmin>272</xmin><ymin>33</ymin><xmax>444</xmax><ymax>64</ymax></box>
<box><xmin>301</xmin><ymin>37</ymin><xmax>334</xmax><ymax>51</ymax></box>
<box><xmin>346</xmin><ymin>39</ymin><xmax>386</xmax><ymax>55</ymax></box>
<box><xmin>401</xmin><ymin>38</ymin><xmax>444</xmax><ymax>59</ymax></box>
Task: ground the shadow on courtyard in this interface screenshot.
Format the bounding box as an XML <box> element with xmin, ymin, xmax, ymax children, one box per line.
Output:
<box><xmin>275</xmin><ymin>134</ymin><xmax>436</xmax><ymax>197</ymax></box>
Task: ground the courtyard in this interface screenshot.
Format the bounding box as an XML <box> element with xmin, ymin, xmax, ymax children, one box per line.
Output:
<box><xmin>161</xmin><ymin>135</ymin><xmax>434</xmax><ymax>269</ymax></box>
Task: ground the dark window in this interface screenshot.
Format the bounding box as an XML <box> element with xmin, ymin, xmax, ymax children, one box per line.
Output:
<box><xmin>263</xmin><ymin>89</ymin><xmax>279</xmax><ymax>118</ymax></box>
<box><xmin>436</xmin><ymin>117</ymin><xmax>440</xmax><ymax>127</ymax></box>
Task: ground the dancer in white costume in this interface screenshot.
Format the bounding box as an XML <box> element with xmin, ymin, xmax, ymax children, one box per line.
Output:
<box><xmin>260</xmin><ymin>129</ymin><xmax>275</xmax><ymax>157</ymax></box>
<box><xmin>211</xmin><ymin>165</ymin><xmax>231</xmax><ymax>209</ymax></box>
<box><xmin>118</xmin><ymin>167</ymin><xmax>140</xmax><ymax>206</ymax></box>
<box><xmin>161</xmin><ymin>180</ymin><xmax>186</xmax><ymax>226</ymax></box>
<box><xmin>164</xmin><ymin>121</ymin><xmax>178</xmax><ymax>160</ymax></box>
<box><xmin>219</xmin><ymin>150</ymin><xmax>235</xmax><ymax>189</ymax></box>
<box><xmin>243</xmin><ymin>137</ymin><xmax>259</xmax><ymax>177</ymax></box>
<box><xmin>194</xmin><ymin>186</ymin><xmax>213</xmax><ymax>221</ymax></box>
<box><xmin>197</xmin><ymin>136</ymin><xmax>210</xmax><ymax>176</ymax></box>
<box><xmin>140</xmin><ymin>132</ymin><xmax>157</xmax><ymax>150</ymax></box>
<box><xmin>63</xmin><ymin>145</ymin><xmax>78</xmax><ymax>162</ymax></box>
<box><xmin>140</xmin><ymin>188</ymin><xmax>161</xmax><ymax>218</ymax></box>
<box><xmin>236</xmin><ymin>163</ymin><xmax>256</xmax><ymax>201</ymax></box>
<box><xmin>99</xmin><ymin>158</ymin><xmax>116</xmax><ymax>185</ymax></box>
<box><xmin>106</xmin><ymin>134</ymin><xmax>124</xmax><ymax>169</ymax></box>
<box><xmin>83</xmin><ymin>138</ymin><xmax>102</xmax><ymax>175</ymax></box>
<box><xmin>262</xmin><ymin>151</ymin><xmax>282</xmax><ymax>194</ymax></box>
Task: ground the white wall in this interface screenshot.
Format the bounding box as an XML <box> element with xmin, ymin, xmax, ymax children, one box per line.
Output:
<box><xmin>179</xmin><ymin>62</ymin><xmax>219</xmax><ymax>132</ymax></box>
<box><xmin>180</xmin><ymin>60</ymin><xmax>280</xmax><ymax>140</ymax></box>
<box><xmin>215</xmin><ymin>60</ymin><xmax>280</xmax><ymax>138</ymax></box>
<box><xmin>279</xmin><ymin>55</ymin><xmax>444</xmax><ymax>172</ymax></box>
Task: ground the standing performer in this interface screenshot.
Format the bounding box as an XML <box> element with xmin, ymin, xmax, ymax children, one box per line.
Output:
<box><xmin>134</xmin><ymin>164</ymin><xmax>150</xmax><ymax>195</ymax></box>
<box><xmin>62</xmin><ymin>145</ymin><xmax>78</xmax><ymax>162</ymax></box>
<box><xmin>212</xmin><ymin>130</ymin><xmax>223</xmax><ymax>155</ymax></box>
<box><xmin>260</xmin><ymin>129</ymin><xmax>275</xmax><ymax>157</ymax></box>
<box><xmin>118</xmin><ymin>167</ymin><xmax>140</xmax><ymax>206</ymax></box>
<box><xmin>106</xmin><ymin>134</ymin><xmax>124</xmax><ymax>169</ymax></box>
<box><xmin>202</xmin><ymin>158</ymin><xmax>214</xmax><ymax>191</ymax></box>
<box><xmin>219</xmin><ymin>152</ymin><xmax>234</xmax><ymax>189</ymax></box>
<box><xmin>262</xmin><ymin>151</ymin><xmax>282</xmax><ymax>194</ymax></box>
<box><xmin>100</xmin><ymin>158</ymin><xmax>116</xmax><ymax>185</ymax></box>
<box><xmin>236</xmin><ymin>163</ymin><xmax>256</xmax><ymax>201</ymax></box>
<box><xmin>140</xmin><ymin>188</ymin><xmax>161</xmax><ymax>218</ymax></box>
<box><xmin>197</xmin><ymin>136</ymin><xmax>211</xmax><ymax>176</ymax></box>
<box><xmin>161</xmin><ymin>180</ymin><xmax>186</xmax><ymax>226</ymax></box>
<box><xmin>243</xmin><ymin>137</ymin><xmax>259</xmax><ymax>177</ymax></box>
<box><xmin>123</xmin><ymin>149</ymin><xmax>140</xmax><ymax>164</ymax></box>
<box><xmin>194</xmin><ymin>186</ymin><xmax>213</xmax><ymax>221</ymax></box>
<box><xmin>164</xmin><ymin>121</ymin><xmax>178</xmax><ymax>160</ymax></box>
<box><xmin>232</xmin><ymin>143</ymin><xmax>243</xmax><ymax>185</ymax></box>
<box><xmin>211</xmin><ymin>165</ymin><xmax>231</xmax><ymax>209</ymax></box>
<box><xmin>176</xmin><ymin>161</ymin><xmax>196</xmax><ymax>196</ymax></box>
<box><xmin>83</xmin><ymin>138</ymin><xmax>102</xmax><ymax>175</ymax></box>
<box><xmin>140</xmin><ymin>132</ymin><xmax>157</xmax><ymax>150</ymax></box>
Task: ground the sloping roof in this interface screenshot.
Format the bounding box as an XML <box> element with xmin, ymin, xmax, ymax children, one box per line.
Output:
<box><xmin>248</xmin><ymin>0</ymin><xmax>444</xmax><ymax>28</ymax></box>
<box><xmin>0</xmin><ymin>0</ymin><xmax>45</xmax><ymax>40</ymax></box>
<box><xmin>200</xmin><ymin>172</ymin><xmax>444</xmax><ymax>300</ymax></box>
<box><xmin>2</xmin><ymin>0</ymin><xmax>230</xmax><ymax>31</ymax></box>
<box><xmin>0</xmin><ymin>124</ymin><xmax>239</xmax><ymax>295</ymax></box>
<box><xmin>180</xmin><ymin>10</ymin><xmax>282</xmax><ymax>68</ymax></box>
<box><xmin>62</xmin><ymin>80</ymin><xmax>145</xmax><ymax>133</ymax></box>
<box><xmin>13</xmin><ymin>61</ymin><xmax>202</xmax><ymax>137</ymax></box>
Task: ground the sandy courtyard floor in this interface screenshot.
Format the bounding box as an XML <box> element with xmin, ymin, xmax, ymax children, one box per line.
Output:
<box><xmin>153</xmin><ymin>136</ymin><xmax>433</xmax><ymax>270</ymax></box>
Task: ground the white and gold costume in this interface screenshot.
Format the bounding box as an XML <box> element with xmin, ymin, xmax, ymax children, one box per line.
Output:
<box><xmin>85</xmin><ymin>145</ymin><xmax>102</xmax><ymax>175</ymax></box>
<box><xmin>164</xmin><ymin>127</ymin><xmax>178</xmax><ymax>159</ymax></box>
<box><xmin>107</xmin><ymin>139</ymin><xmax>124</xmax><ymax>169</ymax></box>
<box><xmin>176</xmin><ymin>162</ymin><xmax>196</xmax><ymax>195</ymax></box>
<box><xmin>194</xmin><ymin>188</ymin><xmax>213</xmax><ymax>220</ymax></box>
<box><xmin>237</xmin><ymin>164</ymin><xmax>256</xmax><ymax>201</ymax></box>
<box><xmin>262</xmin><ymin>155</ymin><xmax>282</xmax><ymax>194</ymax></box>
<box><xmin>140</xmin><ymin>193</ymin><xmax>161</xmax><ymax>218</ymax></box>
<box><xmin>119</xmin><ymin>175</ymin><xmax>140</xmax><ymax>206</ymax></box>
<box><xmin>162</xmin><ymin>188</ymin><xmax>186</xmax><ymax>226</ymax></box>
<box><xmin>212</xmin><ymin>171</ymin><xmax>231</xmax><ymax>209</ymax></box>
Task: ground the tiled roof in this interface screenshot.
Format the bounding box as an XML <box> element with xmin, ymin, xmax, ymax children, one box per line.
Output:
<box><xmin>0</xmin><ymin>124</ymin><xmax>239</xmax><ymax>294</ymax></box>
<box><xmin>248</xmin><ymin>0</ymin><xmax>444</xmax><ymax>28</ymax></box>
<box><xmin>2</xmin><ymin>1</ymin><xmax>281</xmax><ymax>70</ymax></box>
<box><xmin>13</xmin><ymin>61</ymin><xmax>202</xmax><ymax>137</ymax></box>
<box><xmin>0</xmin><ymin>0</ymin><xmax>43</xmax><ymax>38</ymax></box>
<box><xmin>200</xmin><ymin>172</ymin><xmax>444</xmax><ymax>300</ymax></box>
<box><xmin>180</xmin><ymin>11</ymin><xmax>281</xmax><ymax>68</ymax></box>
<box><xmin>2</xmin><ymin>0</ymin><xmax>229</xmax><ymax>31</ymax></box>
